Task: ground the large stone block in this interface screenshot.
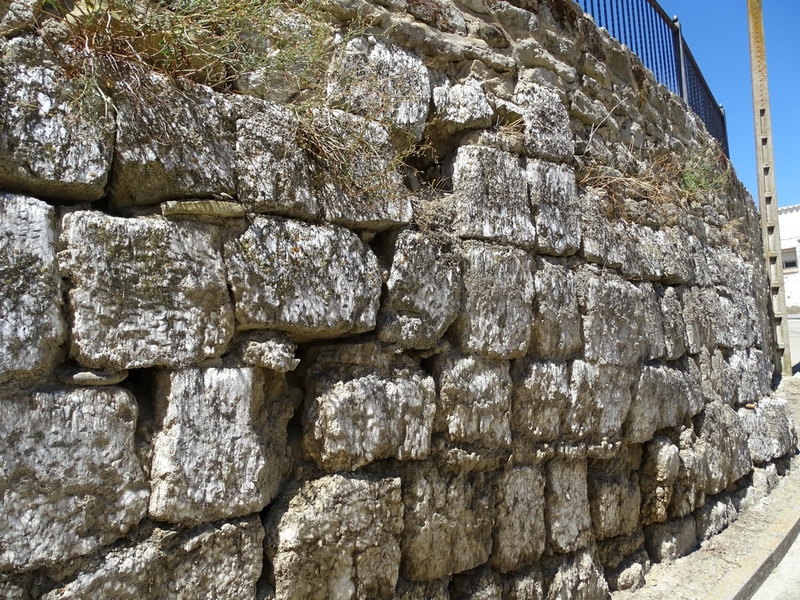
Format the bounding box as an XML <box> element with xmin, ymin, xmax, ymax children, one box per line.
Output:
<box><xmin>567</xmin><ymin>361</ymin><xmax>636</xmax><ymax>443</ymax></box>
<box><xmin>643</xmin><ymin>516</ymin><xmax>696</xmax><ymax>562</ymax></box>
<box><xmin>0</xmin><ymin>37</ymin><xmax>114</xmax><ymax>201</ymax></box>
<box><xmin>696</xmin><ymin>403</ymin><xmax>752</xmax><ymax>495</ymax></box>
<box><xmin>587</xmin><ymin>471</ymin><xmax>640</xmax><ymax>540</ymax></box>
<box><xmin>0</xmin><ymin>194</ymin><xmax>65</xmax><ymax>383</ymax></box>
<box><xmin>449</xmin><ymin>568</ymin><xmax>502</xmax><ymax>600</ymax></box>
<box><xmin>149</xmin><ymin>367</ymin><xmax>292</xmax><ymax>524</ymax></box>
<box><xmin>109</xmin><ymin>71</ymin><xmax>235</xmax><ymax>207</ymax></box>
<box><xmin>224</xmin><ymin>216</ymin><xmax>381</xmax><ymax>338</ymax></box>
<box><xmin>60</xmin><ymin>212</ymin><xmax>234</xmax><ymax>370</ymax></box>
<box><xmin>511</xmin><ymin>359</ymin><xmax>570</xmax><ymax>444</ymax></box>
<box><xmin>490</xmin><ymin>466</ymin><xmax>546</xmax><ymax>573</ymax></box>
<box><xmin>303</xmin><ymin>342</ymin><xmax>436</xmax><ymax>471</ymax></box>
<box><xmin>430</xmin><ymin>348</ymin><xmax>512</xmax><ymax>453</ymax></box>
<box><xmin>41</xmin><ymin>517</ymin><xmax>264</xmax><ymax>600</ymax></box>
<box><xmin>401</xmin><ymin>464</ymin><xmax>493</xmax><ymax>581</ymax></box>
<box><xmin>451</xmin><ymin>145</ymin><xmax>536</xmax><ymax>248</ymax></box>
<box><xmin>0</xmin><ymin>388</ymin><xmax>148</xmax><ymax>571</ymax></box>
<box><xmin>637</xmin><ymin>282</ymin><xmax>666</xmax><ymax>360</ymax></box>
<box><xmin>530</xmin><ymin>258</ymin><xmax>582</xmax><ymax>359</ymax></box>
<box><xmin>658</xmin><ymin>286</ymin><xmax>687</xmax><ymax>360</ymax></box>
<box><xmin>669</xmin><ymin>427</ymin><xmax>709</xmax><ymax>519</ymax></box>
<box><xmin>378</xmin><ymin>231</ymin><xmax>461</xmax><ymax>350</ymax></box>
<box><xmin>452</xmin><ymin>241</ymin><xmax>534</xmax><ymax>359</ymax></box>
<box><xmin>738</xmin><ymin>398</ymin><xmax>796</xmax><ymax>465</ymax></box>
<box><xmin>514</xmin><ymin>83</ymin><xmax>574</xmax><ymax>161</ymax></box>
<box><xmin>544</xmin><ymin>459</ymin><xmax>591</xmax><ymax>553</ymax></box>
<box><xmin>639</xmin><ymin>436</ymin><xmax>680</xmax><ymax>525</ymax></box>
<box><xmin>526</xmin><ymin>160</ymin><xmax>581</xmax><ymax>256</ymax></box>
<box><xmin>265</xmin><ymin>474</ymin><xmax>403</xmax><ymax>600</ymax></box>
<box><xmin>430</xmin><ymin>78</ymin><xmax>494</xmax><ymax>134</ymax></box>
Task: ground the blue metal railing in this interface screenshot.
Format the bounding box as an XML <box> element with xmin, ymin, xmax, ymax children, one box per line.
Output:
<box><xmin>576</xmin><ymin>0</ymin><xmax>729</xmax><ymax>156</ymax></box>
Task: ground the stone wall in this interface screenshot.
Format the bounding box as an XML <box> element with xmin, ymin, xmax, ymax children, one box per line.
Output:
<box><xmin>1</xmin><ymin>0</ymin><xmax>797</xmax><ymax>598</ymax></box>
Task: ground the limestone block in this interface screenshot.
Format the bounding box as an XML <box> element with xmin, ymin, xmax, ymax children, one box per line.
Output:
<box><xmin>406</xmin><ymin>0</ymin><xmax>467</xmax><ymax>34</ymax></box>
<box><xmin>41</xmin><ymin>516</ymin><xmax>264</xmax><ymax>600</ymax></box>
<box><xmin>303</xmin><ymin>342</ymin><xmax>436</xmax><ymax>471</ymax></box>
<box><xmin>453</xmin><ymin>241</ymin><xmax>534</xmax><ymax>359</ymax></box>
<box><xmin>604</xmin><ymin>548</ymin><xmax>650</xmax><ymax>592</ymax></box>
<box><xmin>430</xmin><ymin>349</ymin><xmax>512</xmax><ymax>452</ymax></box>
<box><xmin>643</xmin><ymin>516</ymin><xmax>696</xmax><ymax>562</ymax></box>
<box><xmin>224</xmin><ymin>216</ymin><xmax>381</xmax><ymax>338</ymax></box>
<box><xmin>504</xmin><ymin>568</ymin><xmax>546</xmax><ymax>600</ymax></box>
<box><xmin>658</xmin><ymin>286</ymin><xmax>687</xmax><ymax>360</ymax></box>
<box><xmin>431</xmin><ymin>79</ymin><xmax>493</xmax><ymax>133</ymax></box>
<box><xmin>60</xmin><ymin>212</ymin><xmax>234</xmax><ymax>370</ymax></box>
<box><xmin>695</xmin><ymin>495</ymin><xmax>738</xmax><ymax>541</ymax></box>
<box><xmin>544</xmin><ymin>459</ymin><xmax>591</xmax><ymax>553</ymax></box>
<box><xmin>576</xmin><ymin>267</ymin><xmax>645</xmax><ymax>366</ymax></box>
<box><xmin>1</xmin><ymin>0</ymin><xmax>41</xmax><ymax>33</ymax></box>
<box><xmin>530</xmin><ymin>258</ymin><xmax>582</xmax><ymax>359</ymax></box>
<box><xmin>149</xmin><ymin>367</ymin><xmax>292</xmax><ymax>524</ymax></box>
<box><xmin>728</xmin><ymin>348</ymin><xmax>773</xmax><ymax>407</ymax></box>
<box><xmin>669</xmin><ymin>428</ymin><xmax>708</xmax><ymax>519</ymax></box>
<box><xmin>0</xmin><ymin>194</ymin><xmax>65</xmax><ymax>383</ymax></box>
<box><xmin>511</xmin><ymin>359</ymin><xmax>569</xmax><ymax>444</ymax></box>
<box><xmin>681</xmin><ymin>287</ymin><xmax>715</xmax><ymax>354</ymax></box>
<box><xmin>0</xmin><ymin>37</ymin><xmax>114</xmax><ymax>201</ymax></box>
<box><xmin>587</xmin><ymin>471</ymin><xmax>640</xmax><ymax>540</ymax></box>
<box><xmin>327</xmin><ymin>37</ymin><xmax>431</xmax><ymax>142</ymax></box>
<box><xmin>637</xmin><ymin>282</ymin><xmax>666</xmax><ymax>360</ymax></box>
<box><xmin>449</xmin><ymin>569</ymin><xmax>502</xmax><ymax>600</ymax></box>
<box><xmin>738</xmin><ymin>398</ymin><xmax>795</xmax><ymax>465</ymax></box>
<box><xmin>378</xmin><ymin>231</ymin><xmax>461</xmax><ymax>349</ymax></box>
<box><xmin>235</xmin><ymin>105</ymin><xmax>318</xmax><ymax>219</ymax></box>
<box><xmin>110</xmin><ymin>71</ymin><xmax>235</xmax><ymax>207</ymax></box>
<box><xmin>542</xmin><ymin>550</ymin><xmax>610</xmax><ymax>600</ymax></box>
<box><xmin>567</xmin><ymin>361</ymin><xmax>636</xmax><ymax>442</ymax></box>
<box><xmin>265</xmin><ymin>474</ymin><xmax>403</xmax><ymax>600</ymax></box>
<box><xmin>639</xmin><ymin>436</ymin><xmax>680</xmax><ymax>525</ymax></box>
<box><xmin>240</xmin><ymin>332</ymin><xmax>299</xmax><ymax>372</ymax></box>
<box><xmin>514</xmin><ymin>83</ymin><xmax>574</xmax><ymax>160</ymax></box>
<box><xmin>526</xmin><ymin>160</ymin><xmax>581</xmax><ymax>256</ymax></box>
<box><xmin>657</xmin><ymin>228</ymin><xmax>695</xmax><ymax>285</ymax></box>
<box><xmin>451</xmin><ymin>145</ymin><xmax>536</xmax><ymax>248</ymax></box>
<box><xmin>0</xmin><ymin>388</ymin><xmax>148</xmax><ymax>571</ymax></box>
<box><xmin>401</xmin><ymin>465</ymin><xmax>493</xmax><ymax>581</ymax></box>
<box><xmin>696</xmin><ymin>403</ymin><xmax>752</xmax><ymax>495</ymax></box>
<box><xmin>395</xmin><ymin>579</ymin><xmax>450</xmax><ymax>600</ymax></box>
<box><xmin>490</xmin><ymin>466</ymin><xmax>546</xmax><ymax>572</ymax></box>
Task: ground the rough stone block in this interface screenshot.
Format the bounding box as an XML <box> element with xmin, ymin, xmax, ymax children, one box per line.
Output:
<box><xmin>644</xmin><ymin>516</ymin><xmax>696</xmax><ymax>562</ymax></box>
<box><xmin>530</xmin><ymin>258</ymin><xmax>582</xmax><ymax>359</ymax></box>
<box><xmin>401</xmin><ymin>464</ymin><xmax>493</xmax><ymax>581</ymax></box>
<box><xmin>265</xmin><ymin>474</ymin><xmax>403</xmax><ymax>600</ymax></box>
<box><xmin>637</xmin><ymin>282</ymin><xmax>666</xmax><ymax>360</ymax></box>
<box><xmin>490</xmin><ymin>466</ymin><xmax>546</xmax><ymax>572</ymax></box>
<box><xmin>728</xmin><ymin>348</ymin><xmax>773</xmax><ymax>407</ymax></box>
<box><xmin>0</xmin><ymin>37</ymin><xmax>114</xmax><ymax>201</ymax></box>
<box><xmin>658</xmin><ymin>286</ymin><xmax>687</xmax><ymax>360</ymax></box>
<box><xmin>149</xmin><ymin>367</ymin><xmax>292</xmax><ymax>524</ymax></box>
<box><xmin>430</xmin><ymin>348</ymin><xmax>512</xmax><ymax>453</ymax></box>
<box><xmin>639</xmin><ymin>436</ymin><xmax>680</xmax><ymax>525</ymax></box>
<box><xmin>0</xmin><ymin>388</ymin><xmax>149</xmax><ymax>571</ymax></box>
<box><xmin>669</xmin><ymin>427</ymin><xmax>708</xmax><ymax>519</ymax></box>
<box><xmin>395</xmin><ymin>579</ymin><xmax>450</xmax><ymax>600</ymax></box>
<box><xmin>431</xmin><ymin>78</ymin><xmax>493</xmax><ymax>133</ymax></box>
<box><xmin>224</xmin><ymin>216</ymin><xmax>381</xmax><ymax>339</ymax></box>
<box><xmin>239</xmin><ymin>331</ymin><xmax>299</xmax><ymax>372</ymax></box>
<box><xmin>587</xmin><ymin>471</ymin><xmax>640</xmax><ymax>540</ymax></box>
<box><xmin>695</xmin><ymin>495</ymin><xmax>738</xmax><ymax>541</ymax></box>
<box><xmin>1</xmin><ymin>0</ymin><xmax>41</xmax><ymax>33</ymax></box>
<box><xmin>696</xmin><ymin>403</ymin><xmax>753</xmax><ymax>495</ymax></box>
<box><xmin>514</xmin><ymin>83</ymin><xmax>574</xmax><ymax>161</ymax></box>
<box><xmin>737</xmin><ymin>398</ymin><xmax>796</xmax><ymax>465</ymax></box>
<box><xmin>61</xmin><ymin>212</ymin><xmax>234</xmax><ymax>370</ymax></box>
<box><xmin>0</xmin><ymin>194</ymin><xmax>65</xmax><ymax>383</ymax></box>
<box><xmin>511</xmin><ymin>359</ymin><xmax>570</xmax><ymax>444</ymax></box>
<box><xmin>451</xmin><ymin>145</ymin><xmax>536</xmax><ymax>248</ymax></box>
<box><xmin>449</xmin><ymin>568</ymin><xmax>502</xmax><ymax>600</ymax></box>
<box><xmin>378</xmin><ymin>231</ymin><xmax>461</xmax><ymax>350</ymax></box>
<box><xmin>526</xmin><ymin>160</ymin><xmax>581</xmax><ymax>256</ymax></box>
<box><xmin>604</xmin><ymin>548</ymin><xmax>650</xmax><ymax>591</ymax></box>
<box><xmin>303</xmin><ymin>342</ymin><xmax>436</xmax><ymax>471</ymax></box>
<box><xmin>544</xmin><ymin>459</ymin><xmax>591</xmax><ymax>553</ymax></box>
<box><xmin>453</xmin><ymin>241</ymin><xmax>534</xmax><ymax>359</ymax></box>
<box><xmin>567</xmin><ymin>361</ymin><xmax>636</xmax><ymax>442</ymax></box>
<box><xmin>110</xmin><ymin>71</ymin><xmax>235</xmax><ymax>207</ymax></box>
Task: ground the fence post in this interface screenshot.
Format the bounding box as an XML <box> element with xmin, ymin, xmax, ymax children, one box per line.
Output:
<box><xmin>672</xmin><ymin>17</ymin><xmax>689</xmax><ymax>103</ymax></box>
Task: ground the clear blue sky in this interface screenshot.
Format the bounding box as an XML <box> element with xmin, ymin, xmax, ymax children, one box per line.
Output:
<box><xmin>657</xmin><ymin>0</ymin><xmax>800</xmax><ymax>207</ymax></box>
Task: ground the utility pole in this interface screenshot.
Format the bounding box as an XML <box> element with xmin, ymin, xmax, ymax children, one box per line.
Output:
<box><xmin>747</xmin><ymin>0</ymin><xmax>792</xmax><ymax>376</ymax></box>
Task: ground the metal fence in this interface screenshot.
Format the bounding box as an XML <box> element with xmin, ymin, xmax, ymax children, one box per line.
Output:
<box><xmin>575</xmin><ymin>0</ymin><xmax>729</xmax><ymax>156</ymax></box>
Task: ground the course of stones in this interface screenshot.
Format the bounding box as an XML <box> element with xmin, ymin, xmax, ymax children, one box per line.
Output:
<box><xmin>0</xmin><ymin>0</ymin><xmax>797</xmax><ymax>598</ymax></box>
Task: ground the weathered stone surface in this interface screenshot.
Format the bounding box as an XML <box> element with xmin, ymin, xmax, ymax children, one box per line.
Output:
<box><xmin>42</xmin><ymin>517</ymin><xmax>264</xmax><ymax>600</ymax></box>
<box><xmin>224</xmin><ymin>216</ymin><xmax>381</xmax><ymax>338</ymax></box>
<box><xmin>60</xmin><ymin>212</ymin><xmax>234</xmax><ymax>370</ymax></box>
<box><xmin>303</xmin><ymin>342</ymin><xmax>436</xmax><ymax>471</ymax></box>
<box><xmin>728</xmin><ymin>348</ymin><xmax>773</xmax><ymax>407</ymax></box>
<box><xmin>401</xmin><ymin>464</ymin><xmax>493</xmax><ymax>581</ymax></box>
<box><xmin>658</xmin><ymin>286</ymin><xmax>687</xmax><ymax>360</ymax></box>
<box><xmin>59</xmin><ymin>367</ymin><xmax>128</xmax><ymax>386</ymax></box>
<box><xmin>639</xmin><ymin>436</ymin><xmax>680</xmax><ymax>525</ymax></box>
<box><xmin>696</xmin><ymin>403</ymin><xmax>753</xmax><ymax>495</ymax></box>
<box><xmin>567</xmin><ymin>361</ymin><xmax>636</xmax><ymax>442</ymax></box>
<box><xmin>530</xmin><ymin>259</ymin><xmax>582</xmax><ymax>359</ymax></box>
<box><xmin>644</xmin><ymin>516</ymin><xmax>696</xmax><ymax>562</ymax></box>
<box><xmin>526</xmin><ymin>160</ymin><xmax>581</xmax><ymax>256</ymax></box>
<box><xmin>110</xmin><ymin>71</ymin><xmax>235</xmax><ymax>207</ymax></box>
<box><xmin>430</xmin><ymin>348</ymin><xmax>512</xmax><ymax>453</ymax></box>
<box><xmin>545</xmin><ymin>459</ymin><xmax>591</xmax><ymax>553</ymax></box>
<box><xmin>587</xmin><ymin>470</ymin><xmax>640</xmax><ymax>540</ymax></box>
<box><xmin>604</xmin><ymin>548</ymin><xmax>650</xmax><ymax>592</ymax></box>
<box><xmin>149</xmin><ymin>367</ymin><xmax>292</xmax><ymax>524</ymax></box>
<box><xmin>235</xmin><ymin>105</ymin><xmax>318</xmax><ymax>219</ymax></box>
<box><xmin>695</xmin><ymin>494</ymin><xmax>738</xmax><ymax>541</ymax></box>
<box><xmin>504</xmin><ymin>568</ymin><xmax>546</xmax><ymax>600</ymax></box>
<box><xmin>1</xmin><ymin>0</ymin><xmax>41</xmax><ymax>34</ymax></box>
<box><xmin>239</xmin><ymin>332</ymin><xmax>299</xmax><ymax>372</ymax></box>
<box><xmin>737</xmin><ymin>398</ymin><xmax>795</xmax><ymax>465</ymax></box>
<box><xmin>453</xmin><ymin>241</ymin><xmax>534</xmax><ymax>359</ymax></box>
<box><xmin>0</xmin><ymin>194</ymin><xmax>65</xmax><ymax>383</ymax></box>
<box><xmin>637</xmin><ymin>282</ymin><xmax>666</xmax><ymax>360</ymax></box>
<box><xmin>451</xmin><ymin>145</ymin><xmax>536</xmax><ymax>248</ymax></box>
<box><xmin>328</xmin><ymin>36</ymin><xmax>431</xmax><ymax>142</ymax></box>
<box><xmin>449</xmin><ymin>568</ymin><xmax>502</xmax><ymax>600</ymax></box>
<box><xmin>0</xmin><ymin>37</ymin><xmax>114</xmax><ymax>201</ymax></box>
<box><xmin>395</xmin><ymin>579</ymin><xmax>450</xmax><ymax>600</ymax></box>
<box><xmin>512</xmin><ymin>83</ymin><xmax>574</xmax><ymax>160</ymax></box>
<box><xmin>378</xmin><ymin>231</ymin><xmax>461</xmax><ymax>350</ymax></box>
<box><xmin>511</xmin><ymin>359</ymin><xmax>570</xmax><ymax>444</ymax></box>
<box><xmin>265</xmin><ymin>474</ymin><xmax>403</xmax><ymax>600</ymax></box>
<box><xmin>430</xmin><ymin>78</ymin><xmax>493</xmax><ymax>133</ymax></box>
<box><xmin>576</xmin><ymin>267</ymin><xmax>645</xmax><ymax>366</ymax></box>
<box><xmin>161</xmin><ymin>199</ymin><xmax>245</xmax><ymax>221</ymax></box>
<box><xmin>669</xmin><ymin>427</ymin><xmax>709</xmax><ymax>519</ymax></box>
<box><xmin>490</xmin><ymin>466</ymin><xmax>546</xmax><ymax>572</ymax></box>
<box><xmin>0</xmin><ymin>388</ymin><xmax>148</xmax><ymax>571</ymax></box>
<box><xmin>681</xmin><ymin>286</ymin><xmax>716</xmax><ymax>354</ymax></box>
